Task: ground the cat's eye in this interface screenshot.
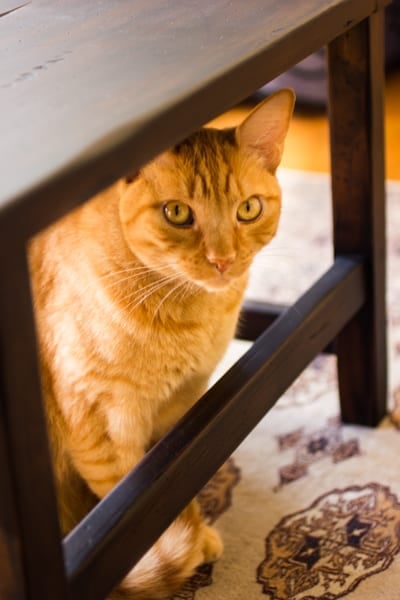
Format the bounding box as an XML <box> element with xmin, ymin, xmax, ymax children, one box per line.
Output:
<box><xmin>237</xmin><ymin>196</ymin><xmax>263</xmax><ymax>222</ymax></box>
<box><xmin>163</xmin><ymin>201</ymin><xmax>194</xmax><ymax>227</ymax></box>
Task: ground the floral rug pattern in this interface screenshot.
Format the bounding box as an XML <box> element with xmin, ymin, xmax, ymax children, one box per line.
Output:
<box><xmin>174</xmin><ymin>171</ymin><xmax>400</xmax><ymax>600</ymax></box>
<box><xmin>258</xmin><ymin>483</ymin><xmax>400</xmax><ymax>599</ymax></box>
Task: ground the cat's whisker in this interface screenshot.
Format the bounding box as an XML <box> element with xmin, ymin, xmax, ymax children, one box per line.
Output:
<box><xmin>123</xmin><ymin>273</ymin><xmax>184</xmax><ymax>314</ymax></box>
<box><xmin>77</xmin><ymin>263</ymin><xmax>171</xmax><ymax>296</ymax></box>
<box><xmin>103</xmin><ymin>266</ymin><xmax>181</xmax><ymax>302</ymax></box>
<box><xmin>102</xmin><ymin>262</ymin><xmax>179</xmax><ymax>279</ymax></box>
<box><xmin>98</xmin><ymin>263</ymin><xmax>180</xmax><ymax>292</ymax></box>
<box><xmin>105</xmin><ymin>270</ymin><xmax>168</xmax><ymax>292</ymax></box>
<box><xmin>93</xmin><ymin>253</ymin><xmax>179</xmax><ymax>270</ymax></box>
<box><xmin>121</xmin><ymin>275</ymin><xmax>180</xmax><ymax>307</ymax></box>
<box><xmin>150</xmin><ymin>280</ymin><xmax>189</xmax><ymax>326</ymax></box>
<box><xmin>113</xmin><ymin>277</ymin><xmax>171</xmax><ymax>308</ymax></box>
<box><xmin>98</xmin><ymin>266</ymin><xmax>158</xmax><ymax>282</ymax></box>
<box><xmin>177</xmin><ymin>281</ymin><xmax>200</xmax><ymax>304</ymax></box>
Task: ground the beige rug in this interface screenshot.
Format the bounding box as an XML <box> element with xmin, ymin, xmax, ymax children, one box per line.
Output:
<box><xmin>172</xmin><ymin>169</ymin><xmax>400</xmax><ymax>600</ymax></box>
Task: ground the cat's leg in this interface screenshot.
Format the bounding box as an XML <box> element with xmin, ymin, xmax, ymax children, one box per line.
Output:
<box><xmin>61</xmin><ymin>384</ymin><xmax>223</xmax><ymax>598</ymax></box>
<box><xmin>56</xmin><ymin>462</ymin><xmax>99</xmax><ymax>533</ymax></box>
<box><xmin>67</xmin><ymin>423</ymin><xmax>145</xmax><ymax>499</ymax></box>
<box><xmin>65</xmin><ymin>438</ymin><xmax>223</xmax><ymax>599</ymax></box>
<box><xmin>64</xmin><ymin>384</ymin><xmax>150</xmax><ymax>499</ymax></box>
<box><xmin>147</xmin><ymin>375</ymin><xmax>224</xmax><ymax>561</ymax></box>
<box><xmin>150</xmin><ymin>374</ymin><xmax>210</xmax><ymax>443</ymax></box>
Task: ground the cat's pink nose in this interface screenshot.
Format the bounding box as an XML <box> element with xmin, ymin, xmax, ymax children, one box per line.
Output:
<box><xmin>207</xmin><ymin>254</ymin><xmax>235</xmax><ymax>274</ymax></box>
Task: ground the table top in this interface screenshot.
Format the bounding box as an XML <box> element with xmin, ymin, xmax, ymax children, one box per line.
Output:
<box><xmin>0</xmin><ymin>0</ymin><xmax>385</xmax><ymax>239</ymax></box>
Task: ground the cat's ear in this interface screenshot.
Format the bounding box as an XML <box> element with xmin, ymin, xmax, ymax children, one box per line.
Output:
<box><xmin>125</xmin><ymin>171</ymin><xmax>139</xmax><ymax>184</ymax></box>
<box><xmin>118</xmin><ymin>170</ymin><xmax>140</xmax><ymax>195</ymax></box>
<box><xmin>237</xmin><ymin>88</ymin><xmax>295</xmax><ymax>172</ymax></box>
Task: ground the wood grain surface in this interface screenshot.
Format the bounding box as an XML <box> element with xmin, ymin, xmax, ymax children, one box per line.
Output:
<box><xmin>0</xmin><ymin>0</ymin><xmax>387</xmax><ymax>242</ymax></box>
<box><xmin>329</xmin><ymin>13</ymin><xmax>387</xmax><ymax>425</ymax></box>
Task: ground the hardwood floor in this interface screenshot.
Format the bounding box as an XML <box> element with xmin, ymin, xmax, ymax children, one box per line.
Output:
<box><xmin>210</xmin><ymin>70</ymin><xmax>400</xmax><ymax>180</ymax></box>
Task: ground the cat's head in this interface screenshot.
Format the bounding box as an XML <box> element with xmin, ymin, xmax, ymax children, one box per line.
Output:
<box><xmin>119</xmin><ymin>89</ymin><xmax>295</xmax><ymax>292</ymax></box>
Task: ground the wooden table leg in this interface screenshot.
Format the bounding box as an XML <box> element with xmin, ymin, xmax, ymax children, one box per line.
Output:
<box><xmin>0</xmin><ymin>248</ymin><xmax>67</xmax><ymax>599</ymax></box>
<box><xmin>0</xmin><ymin>415</ymin><xmax>27</xmax><ymax>599</ymax></box>
<box><xmin>327</xmin><ymin>11</ymin><xmax>387</xmax><ymax>425</ymax></box>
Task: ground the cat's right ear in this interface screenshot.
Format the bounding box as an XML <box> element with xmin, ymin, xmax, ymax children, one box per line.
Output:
<box><xmin>237</xmin><ymin>88</ymin><xmax>295</xmax><ymax>173</ymax></box>
<box><xmin>125</xmin><ymin>171</ymin><xmax>140</xmax><ymax>184</ymax></box>
<box><xmin>118</xmin><ymin>170</ymin><xmax>141</xmax><ymax>196</ymax></box>
<box><xmin>123</xmin><ymin>147</ymin><xmax>176</xmax><ymax>187</ymax></box>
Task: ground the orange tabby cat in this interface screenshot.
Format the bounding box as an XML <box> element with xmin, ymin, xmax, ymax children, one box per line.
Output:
<box><xmin>29</xmin><ymin>89</ymin><xmax>294</xmax><ymax>599</ymax></box>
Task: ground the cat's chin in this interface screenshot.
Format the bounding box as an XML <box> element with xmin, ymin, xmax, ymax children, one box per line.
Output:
<box><xmin>200</xmin><ymin>276</ymin><xmax>236</xmax><ymax>293</ymax></box>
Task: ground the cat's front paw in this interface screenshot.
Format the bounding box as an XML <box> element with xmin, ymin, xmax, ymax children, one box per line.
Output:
<box><xmin>201</xmin><ymin>525</ymin><xmax>223</xmax><ymax>563</ymax></box>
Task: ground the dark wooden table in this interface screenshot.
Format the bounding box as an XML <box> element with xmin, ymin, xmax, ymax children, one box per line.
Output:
<box><xmin>0</xmin><ymin>1</ymin><xmax>389</xmax><ymax>598</ymax></box>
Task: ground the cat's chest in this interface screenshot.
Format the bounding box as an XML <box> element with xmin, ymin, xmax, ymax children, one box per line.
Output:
<box><xmin>110</xmin><ymin>291</ymin><xmax>242</xmax><ymax>383</ymax></box>
<box><xmin>134</xmin><ymin>300</ymin><xmax>238</xmax><ymax>371</ymax></box>
<box><xmin>77</xmin><ymin>275</ymin><xmax>244</xmax><ymax>402</ymax></box>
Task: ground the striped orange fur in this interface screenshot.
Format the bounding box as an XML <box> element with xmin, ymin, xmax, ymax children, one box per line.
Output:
<box><xmin>29</xmin><ymin>89</ymin><xmax>295</xmax><ymax>599</ymax></box>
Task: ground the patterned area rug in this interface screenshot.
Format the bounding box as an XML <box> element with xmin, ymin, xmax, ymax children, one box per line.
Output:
<box><xmin>173</xmin><ymin>170</ymin><xmax>400</xmax><ymax>600</ymax></box>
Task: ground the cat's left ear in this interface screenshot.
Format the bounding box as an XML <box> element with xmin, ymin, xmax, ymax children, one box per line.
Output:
<box><xmin>237</xmin><ymin>88</ymin><xmax>295</xmax><ymax>173</ymax></box>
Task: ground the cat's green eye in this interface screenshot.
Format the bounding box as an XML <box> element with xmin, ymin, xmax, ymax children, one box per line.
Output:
<box><xmin>237</xmin><ymin>196</ymin><xmax>263</xmax><ymax>222</ymax></box>
<box><xmin>163</xmin><ymin>201</ymin><xmax>194</xmax><ymax>227</ymax></box>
